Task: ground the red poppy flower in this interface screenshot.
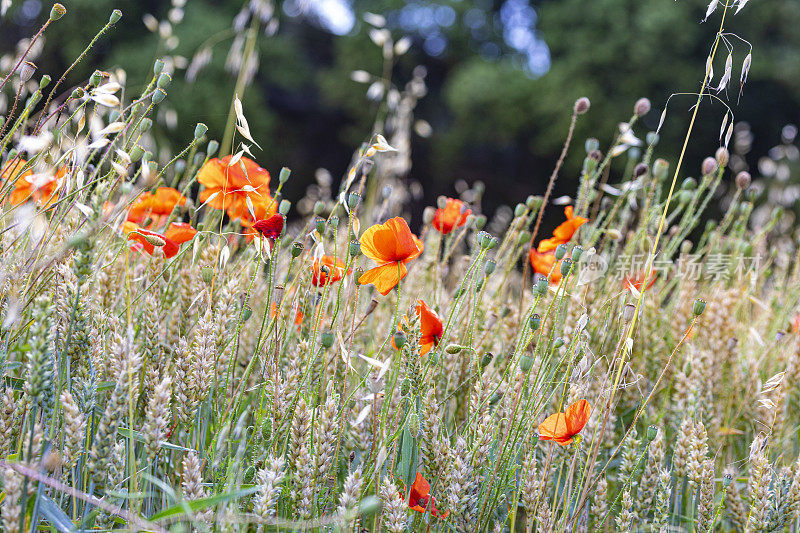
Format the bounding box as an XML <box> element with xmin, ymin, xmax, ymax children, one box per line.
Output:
<box><xmin>127</xmin><ymin>187</ymin><xmax>187</xmax><ymax>228</ymax></box>
<box><xmin>359</xmin><ymin>217</ymin><xmax>423</xmax><ymax>295</ymax></box>
<box><xmin>197</xmin><ymin>155</ymin><xmax>276</xmax><ymax>222</ymax></box>
<box><xmin>538</xmin><ymin>399</ymin><xmax>591</xmax><ymax>446</ymax></box>
<box><xmin>623</xmin><ymin>270</ymin><xmax>657</xmax><ymax>292</ymax></box>
<box><xmin>406</xmin><ymin>473</ymin><xmax>448</xmax><ymax>518</ymax></box>
<box><xmin>311</xmin><ymin>255</ymin><xmax>350</xmax><ymax>286</ymax></box>
<box><xmin>414</xmin><ymin>300</ymin><xmax>443</xmax><ymax>355</ymax></box>
<box><xmin>4</xmin><ymin>159</ymin><xmax>67</xmax><ymax>208</ymax></box>
<box><xmin>432</xmin><ymin>198</ymin><xmax>471</xmax><ymax>235</ymax></box>
<box><xmin>123</xmin><ymin>221</ymin><xmax>197</xmax><ymax>259</ymax></box>
<box><xmin>529</xmin><ymin>206</ymin><xmax>587</xmax><ymax>283</ymax></box>
<box><xmin>253</xmin><ymin>213</ymin><xmax>285</xmax><ymax>240</ymax></box>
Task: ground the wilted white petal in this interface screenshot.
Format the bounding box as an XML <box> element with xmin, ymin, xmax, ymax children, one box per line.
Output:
<box><xmin>368</xmin><ymin>28</ymin><xmax>390</xmax><ymax>47</ymax></box>
<box><xmin>703</xmin><ymin>0</ymin><xmax>718</xmax><ymax>21</ymax></box>
<box><xmin>740</xmin><ymin>53</ymin><xmax>752</xmax><ymax>84</ymax></box>
<box><xmin>115</xmin><ymin>149</ymin><xmax>131</xmax><ymax>165</ymax></box>
<box><xmin>609</xmin><ymin>144</ymin><xmax>630</xmax><ymax>158</ymax></box>
<box><xmin>366</xmin><ymin>81</ymin><xmax>385</xmax><ymax>101</ymax></box>
<box><xmin>111</xmin><ymin>161</ymin><xmax>128</xmax><ymax>176</ymax></box>
<box><xmin>735</xmin><ymin>0</ymin><xmax>749</xmax><ymax>14</ymax></box>
<box><xmin>90</xmin><ymin>93</ymin><xmax>120</xmax><ymax>108</ymax></box>
<box><xmin>656</xmin><ymin>108</ymin><xmax>667</xmax><ymax>134</ymax></box>
<box><xmin>363</xmin><ymin>12</ymin><xmax>386</xmax><ymax>28</ymax></box>
<box><xmin>88</xmin><ymin>138</ymin><xmax>111</xmax><ymax>150</ymax></box>
<box><xmin>724</xmin><ymin>122</ymin><xmax>734</xmax><ymax>148</ymax></box>
<box><xmin>394</xmin><ymin>36</ymin><xmax>412</xmax><ymax>56</ymax></box>
<box><xmin>143</xmin><ymin>13</ymin><xmax>159</xmax><ymax>32</ymax></box>
<box><xmin>95</xmin><ymin>82</ymin><xmax>122</xmax><ymax>94</ymax></box>
<box><xmin>19</xmin><ymin>132</ymin><xmax>53</xmax><ymax>153</ymax></box>
<box><xmin>705</xmin><ymin>56</ymin><xmax>714</xmax><ymax>81</ymax></box>
<box><xmin>719</xmin><ymin>112</ymin><xmax>728</xmax><ymax>141</ymax></box>
<box><xmin>233</xmin><ymin>95</ymin><xmax>261</xmax><ymax>148</ymax></box>
<box><xmin>371</xmin><ymin>134</ymin><xmax>396</xmax><ymax>152</ymax></box>
<box><xmin>74</xmin><ymin>202</ymin><xmax>94</xmax><ymax>218</ymax></box>
<box><xmin>350</xmin><ymin>70</ymin><xmax>371</xmax><ymax>83</ymax></box>
<box><xmin>98</xmin><ymin>122</ymin><xmax>125</xmax><ymax>135</ymax></box>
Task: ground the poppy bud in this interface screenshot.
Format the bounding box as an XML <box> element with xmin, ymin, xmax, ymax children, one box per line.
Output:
<box><xmin>139</xmin><ymin>118</ymin><xmax>153</xmax><ymax>132</ymax></box>
<box><xmin>571</xmin><ymin>245</ymin><xmax>583</xmax><ymax>262</ymax></box>
<box><xmin>242</xmin><ymin>305</ymin><xmax>253</xmax><ymax>322</ymax></box>
<box><xmin>318</xmin><ymin>332</ymin><xmax>333</xmax><ymax>349</ymax></box>
<box><xmin>207</xmin><ymin>140</ymin><xmax>219</xmax><ymax>157</ymax></box>
<box><xmin>314</xmin><ymin>201</ymin><xmax>325</xmax><ymax>216</ymax></box>
<box><xmin>678</xmin><ymin>190</ymin><xmax>692</xmax><ymax>204</ymax></box>
<box><xmin>528</xmin><ymin>313</ymin><xmax>541</xmax><ymax>331</ymax></box>
<box><xmin>484</xmin><ymin>260</ymin><xmax>496</xmax><ymax>276</ymax></box>
<box><xmin>517</xmin><ymin>231</ymin><xmax>531</xmax><ymax>247</ymax></box>
<box><xmin>519</xmin><ymin>355</ymin><xmax>534</xmax><ymax>373</ymax></box>
<box><xmin>701</xmin><ymin>157</ymin><xmax>717</xmax><ymax>176</ymax></box>
<box><xmin>279</xmin><ymin>167</ymin><xmax>291</xmax><ymax>184</ymax></box>
<box><xmin>445</xmin><ymin>344</ymin><xmax>464</xmax><ymax>354</ymax></box>
<box><xmin>514</xmin><ymin>203</ymin><xmax>526</xmax><ymax>218</ymax></box>
<box><xmin>50</xmin><ymin>3</ymin><xmax>67</xmax><ymax>21</ymax></box>
<box><xmin>646</xmin><ymin>131</ymin><xmax>660</xmax><ymax>145</ymax></box>
<box><xmin>349</xmin><ymin>241</ymin><xmax>361</xmax><ymax>257</ymax></box>
<box><xmin>646</xmin><ymin>425</ymin><xmax>658</xmax><ymax>442</ymax></box>
<box><xmin>142</xmin><ymin>233</ymin><xmax>166</xmax><ymax>247</ymax></box>
<box><xmin>109</xmin><ymin>9</ymin><xmax>122</xmax><ymax>25</ymax></box>
<box><xmin>348</xmin><ymin>192</ymin><xmax>361</xmax><ymax>209</ymax></box>
<box><xmin>129</xmin><ymin>145</ymin><xmax>144</xmax><ymax>163</ymax></box>
<box><xmin>693</xmin><ymin>299</ymin><xmax>706</xmax><ymax>316</ymax></box>
<box><xmin>634</xmin><ymin>163</ymin><xmax>648</xmax><ymax>178</ymax></box>
<box><xmin>555</xmin><ymin>244</ymin><xmax>567</xmax><ymax>261</ymax></box>
<box><xmin>314</xmin><ymin>217</ymin><xmax>325</xmax><ymax>235</ymax></box>
<box><xmin>279</xmin><ymin>200</ymin><xmax>291</xmax><ymax>215</ymax></box>
<box><xmin>634</xmin><ymin>97</ymin><xmax>651</xmax><ymax>117</ymax></box>
<box><xmin>583</xmin><ymin>156</ymin><xmax>598</xmax><ymax>174</ymax></box>
<box><xmin>90</xmin><ymin>70</ymin><xmax>103</xmax><ymax>87</ymax></box>
<box><xmin>407</xmin><ymin>412</ymin><xmax>421</xmax><ymax>437</ymax></box>
<box><xmin>392</xmin><ymin>330</ymin><xmax>407</xmax><ymax>350</ymax></box>
<box><xmin>535</xmin><ymin>278</ymin><xmax>548</xmax><ymax>296</ymax></box>
<box><xmin>607</xmin><ymin>228</ymin><xmax>622</xmax><ymax>241</ymax></box>
<box><xmin>201</xmin><ymin>266</ymin><xmax>214</xmax><ymax>284</ymax></box>
<box><xmin>736</xmin><ymin>171</ymin><xmax>751</xmax><ymax>189</ymax></box>
<box><xmin>480</xmin><ymin>352</ymin><xmax>493</xmax><ymax>368</ymax></box>
<box><xmin>574</xmin><ymin>97</ymin><xmax>590</xmax><ymax>115</ymax></box>
<box><xmin>474</xmin><ymin>214</ymin><xmax>487</xmax><ymax>229</ymax></box>
<box><xmin>681</xmin><ymin>177</ymin><xmax>697</xmax><ymax>190</ymax></box>
<box><xmin>194</xmin><ymin>122</ymin><xmax>208</xmax><ymax>140</ymax></box>
<box><xmin>715</xmin><ymin>146</ymin><xmax>729</xmax><ymax>167</ymax></box>
<box><xmin>71</xmin><ymin>87</ymin><xmax>85</xmax><ymax>99</ymax></box>
<box><xmin>153</xmin><ymin>58</ymin><xmax>165</xmax><ymax>75</ymax></box>
<box><xmin>152</xmin><ymin>88</ymin><xmax>167</xmax><ymax>104</ymax></box>
<box><xmin>157</xmin><ymin>72</ymin><xmax>172</xmax><ymax>90</ymax></box>
<box><xmin>722</xmin><ymin>473</ymin><xmax>733</xmax><ymax>488</ymax></box>
<box><xmin>623</xmin><ymin>304</ymin><xmax>636</xmax><ymax>323</ymax></box>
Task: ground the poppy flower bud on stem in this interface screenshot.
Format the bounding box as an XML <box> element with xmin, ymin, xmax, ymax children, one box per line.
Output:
<box><xmin>481</xmin><ymin>352</ymin><xmax>493</xmax><ymax>368</ymax></box>
<box><xmin>474</xmin><ymin>214</ymin><xmax>487</xmax><ymax>229</ymax></box>
<box><xmin>634</xmin><ymin>97</ymin><xmax>651</xmax><ymax>117</ymax></box>
<box><xmin>194</xmin><ymin>123</ymin><xmax>208</xmax><ymax>140</ymax></box>
<box><xmin>109</xmin><ymin>9</ymin><xmax>122</xmax><ymax>24</ymax></box>
<box><xmin>393</xmin><ymin>331</ymin><xmax>407</xmax><ymax>349</ymax></box>
<box><xmin>207</xmin><ymin>140</ymin><xmax>219</xmax><ymax>157</ymax></box>
<box><xmin>242</xmin><ymin>305</ymin><xmax>253</xmax><ymax>322</ymax></box>
<box><xmin>715</xmin><ymin>147</ymin><xmax>729</xmax><ymax>167</ymax></box>
<box><xmin>484</xmin><ymin>260</ymin><xmax>495</xmax><ymax>276</ymax></box>
<box><xmin>514</xmin><ymin>203</ymin><xmax>526</xmax><ymax>218</ymax></box>
<box><xmin>701</xmin><ymin>157</ymin><xmax>717</xmax><ymax>176</ymax></box>
<box><xmin>139</xmin><ymin>118</ymin><xmax>153</xmax><ymax>133</ymax></box>
<box><xmin>646</xmin><ymin>425</ymin><xmax>658</xmax><ymax>442</ymax></box>
<box><xmin>574</xmin><ymin>97</ymin><xmax>590</xmax><ymax>115</ymax></box>
<box><xmin>519</xmin><ymin>355</ymin><xmax>534</xmax><ymax>373</ymax></box>
<box><xmin>320</xmin><ymin>332</ymin><xmax>334</xmax><ymax>349</ymax></box>
<box><xmin>693</xmin><ymin>299</ymin><xmax>706</xmax><ymax>316</ymax></box>
<box><xmin>201</xmin><ymin>266</ymin><xmax>214</xmax><ymax>284</ymax></box>
<box><xmin>736</xmin><ymin>171</ymin><xmax>751</xmax><ymax>189</ymax></box>
<box><xmin>50</xmin><ymin>3</ymin><xmax>67</xmax><ymax>21</ymax></box>
<box><xmin>313</xmin><ymin>201</ymin><xmax>325</xmax><ymax>216</ymax></box>
<box><xmin>142</xmin><ymin>233</ymin><xmax>166</xmax><ymax>247</ymax></box>
<box><xmin>445</xmin><ymin>344</ymin><xmax>464</xmax><ymax>354</ymax></box>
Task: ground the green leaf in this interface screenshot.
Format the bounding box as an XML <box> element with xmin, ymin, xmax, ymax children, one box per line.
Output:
<box><xmin>38</xmin><ymin>494</ymin><xmax>75</xmax><ymax>532</ymax></box>
<box><xmin>147</xmin><ymin>486</ymin><xmax>259</xmax><ymax>521</ymax></box>
<box><xmin>117</xmin><ymin>428</ymin><xmax>195</xmax><ymax>452</ymax></box>
<box><xmin>397</xmin><ymin>426</ymin><xmax>418</xmax><ymax>489</ymax></box>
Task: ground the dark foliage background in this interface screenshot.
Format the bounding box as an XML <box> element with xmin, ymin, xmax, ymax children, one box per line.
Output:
<box><xmin>2</xmin><ymin>0</ymin><xmax>799</xmax><ymax>226</ymax></box>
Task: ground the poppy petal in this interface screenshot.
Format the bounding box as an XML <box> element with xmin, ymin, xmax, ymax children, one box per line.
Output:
<box><xmin>359</xmin><ymin>263</ymin><xmax>407</xmax><ymax>295</ymax></box>
<box><xmin>565</xmin><ymin>399</ymin><xmax>591</xmax><ymax>436</ymax></box>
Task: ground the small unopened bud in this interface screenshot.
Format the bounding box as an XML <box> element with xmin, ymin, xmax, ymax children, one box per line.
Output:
<box><xmin>525</xmin><ymin>195</ymin><xmax>538</xmax><ymax>210</ymax></box>
<box><xmin>279</xmin><ymin>167</ymin><xmax>291</xmax><ymax>183</ymax></box>
<box><xmin>194</xmin><ymin>122</ymin><xmax>208</xmax><ymax>140</ymax></box>
<box><xmin>242</xmin><ymin>305</ymin><xmax>253</xmax><ymax>322</ymax></box>
<box><xmin>681</xmin><ymin>177</ymin><xmax>697</xmax><ymax>190</ymax></box>
<box><xmin>736</xmin><ymin>171</ymin><xmax>751</xmax><ymax>189</ymax></box>
<box><xmin>585</xmin><ymin>138</ymin><xmax>600</xmax><ymax>154</ymax></box>
<box><xmin>574</xmin><ymin>97</ymin><xmax>591</xmax><ymax>115</ymax></box>
<box><xmin>715</xmin><ymin>146</ymin><xmax>729</xmax><ymax>167</ymax></box>
<box><xmin>480</xmin><ymin>352</ymin><xmax>493</xmax><ymax>368</ymax></box>
<box><xmin>407</xmin><ymin>412</ymin><xmax>421</xmax><ymax>437</ymax></box>
<box><xmin>634</xmin><ymin>97</ymin><xmax>651</xmax><ymax>117</ymax></box>
<box><xmin>701</xmin><ymin>157</ymin><xmax>717</xmax><ymax>176</ymax></box>
<box><xmin>349</xmin><ymin>241</ymin><xmax>361</xmax><ymax>257</ymax></box>
<box><xmin>207</xmin><ymin>140</ymin><xmax>219</xmax><ymax>157</ymax></box>
<box><xmin>633</xmin><ymin>163</ymin><xmax>648</xmax><ymax>178</ymax></box>
<box><xmin>474</xmin><ymin>214</ymin><xmax>487</xmax><ymax>229</ymax></box>
<box><xmin>393</xmin><ymin>331</ymin><xmax>407</xmax><ymax>349</ymax></box>
<box><xmin>20</xmin><ymin>62</ymin><xmax>36</xmax><ymax>82</ymax></box>
<box><xmin>109</xmin><ymin>9</ymin><xmax>123</xmax><ymax>25</ymax></box>
<box><xmin>446</xmin><ymin>344</ymin><xmax>464</xmax><ymax>354</ymax></box>
<box><xmin>646</xmin><ymin>425</ymin><xmax>658</xmax><ymax>442</ymax></box>
<box><xmin>653</xmin><ymin>159</ymin><xmax>669</xmax><ymax>181</ymax></box>
<box><xmin>90</xmin><ymin>70</ymin><xmax>103</xmax><ymax>87</ymax></box>
<box><xmin>555</xmin><ymin>243</ymin><xmax>567</xmax><ymax>260</ymax></box>
<box><xmin>519</xmin><ymin>355</ymin><xmax>533</xmax><ymax>373</ymax></box>
<box><xmin>528</xmin><ymin>313</ymin><xmax>541</xmax><ymax>331</ymax></box>
<box><xmin>143</xmin><ymin>233</ymin><xmax>166</xmax><ymax>247</ymax></box>
<box><xmin>437</xmin><ymin>196</ymin><xmax>448</xmax><ymax>210</ymax></box>
<box><xmin>291</xmin><ymin>241</ymin><xmax>304</xmax><ymax>258</ymax></box>
<box><xmin>400</xmin><ymin>378</ymin><xmax>411</xmax><ymax>396</ymax></box>
<box><xmin>320</xmin><ymin>332</ymin><xmax>334</xmax><ymax>348</ymax></box>
<box><xmin>514</xmin><ymin>203</ymin><xmax>526</xmax><ymax>218</ymax></box>
<box><xmin>50</xmin><ymin>3</ymin><xmax>67</xmax><ymax>21</ymax></box>
<box><xmin>39</xmin><ymin>74</ymin><xmax>51</xmax><ymax>89</ymax></box>
<box><xmin>484</xmin><ymin>260</ymin><xmax>496</xmax><ymax>276</ymax></box>
<box><xmin>693</xmin><ymin>299</ymin><xmax>706</xmax><ymax>316</ymax></box>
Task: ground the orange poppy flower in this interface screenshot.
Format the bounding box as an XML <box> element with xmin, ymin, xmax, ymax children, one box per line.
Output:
<box><xmin>270</xmin><ymin>301</ymin><xmax>304</xmax><ymax>331</ymax></box>
<box><xmin>311</xmin><ymin>255</ymin><xmax>350</xmax><ymax>287</ymax></box>
<box><xmin>415</xmin><ymin>300</ymin><xmax>443</xmax><ymax>355</ymax></box>
<box><xmin>197</xmin><ymin>155</ymin><xmax>275</xmax><ymax>221</ymax></box>
<box><xmin>4</xmin><ymin>160</ymin><xmax>67</xmax><ymax>207</ymax></box>
<box><xmin>529</xmin><ymin>206</ymin><xmax>587</xmax><ymax>283</ymax></box>
<box><xmin>793</xmin><ymin>314</ymin><xmax>800</xmax><ymax>334</ymax></box>
<box><xmin>127</xmin><ymin>187</ymin><xmax>187</xmax><ymax>227</ymax></box>
<box><xmin>406</xmin><ymin>472</ymin><xmax>448</xmax><ymax>518</ymax></box>
<box><xmin>432</xmin><ymin>198</ymin><xmax>471</xmax><ymax>235</ymax></box>
<box><xmin>359</xmin><ymin>217</ymin><xmax>423</xmax><ymax>295</ymax></box>
<box><xmin>123</xmin><ymin>221</ymin><xmax>197</xmax><ymax>259</ymax></box>
<box><xmin>623</xmin><ymin>270</ymin><xmax>657</xmax><ymax>292</ymax></box>
<box><xmin>537</xmin><ymin>399</ymin><xmax>591</xmax><ymax>446</ymax></box>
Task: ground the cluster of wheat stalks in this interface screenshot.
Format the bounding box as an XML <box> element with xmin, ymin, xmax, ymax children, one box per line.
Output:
<box><xmin>1</xmin><ymin>2</ymin><xmax>799</xmax><ymax>533</ymax></box>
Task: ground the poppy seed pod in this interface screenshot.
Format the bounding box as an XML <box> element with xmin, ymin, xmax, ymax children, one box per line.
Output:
<box><xmin>517</xmin><ymin>231</ymin><xmax>531</xmax><ymax>247</ymax></box>
<box><xmin>488</xmin><ymin>236</ymin><xmax>499</xmax><ymax>249</ymax></box>
<box><xmin>50</xmin><ymin>3</ymin><xmax>67</xmax><ymax>21</ymax></box>
<box><xmin>528</xmin><ymin>313</ymin><xmax>541</xmax><ymax>331</ymax></box>
<box><xmin>519</xmin><ymin>355</ymin><xmax>534</xmax><ymax>373</ymax></box>
<box><xmin>474</xmin><ymin>214</ymin><xmax>487</xmax><ymax>229</ymax></box>
<box><xmin>290</xmin><ymin>241</ymin><xmax>304</xmax><ymax>258</ymax></box>
<box><xmin>555</xmin><ymin>243</ymin><xmax>567</xmax><ymax>260</ymax></box>
<box><xmin>20</xmin><ymin>62</ymin><xmax>36</xmax><ymax>82</ymax></box>
<box><xmin>525</xmin><ymin>195</ymin><xmax>538</xmax><ymax>210</ymax></box>
<box><xmin>201</xmin><ymin>266</ymin><xmax>214</xmax><ymax>284</ymax></box>
<box><xmin>574</xmin><ymin>97</ymin><xmax>591</xmax><ymax>115</ymax></box>
<box><xmin>152</xmin><ymin>88</ymin><xmax>167</xmax><ymax>105</ymax></box>
<box><xmin>71</xmin><ymin>87</ymin><xmax>85</xmax><ymax>99</ymax></box>
<box><xmin>514</xmin><ymin>203</ymin><xmax>526</xmax><ymax>218</ymax></box>
<box><xmin>736</xmin><ymin>171</ymin><xmax>751</xmax><ymax>189</ymax></box>
<box><xmin>279</xmin><ymin>200</ymin><xmax>291</xmax><ymax>215</ymax></box>
<box><xmin>681</xmin><ymin>177</ymin><xmax>697</xmax><ymax>190</ymax></box>
<box><xmin>646</xmin><ymin>425</ymin><xmax>658</xmax><ymax>442</ymax></box>
<box><xmin>477</xmin><ymin>231</ymin><xmax>492</xmax><ymax>249</ymax></box>
<box><xmin>154</xmin><ymin>59</ymin><xmax>165</xmax><ymax>75</ymax></box>
<box><xmin>320</xmin><ymin>332</ymin><xmax>334</xmax><ymax>348</ymax></box>
<box><xmin>484</xmin><ymin>260</ymin><xmax>496</xmax><ymax>276</ymax></box>
<box><xmin>560</xmin><ymin>258</ymin><xmax>573</xmax><ymax>277</ymax></box>
<box><xmin>314</xmin><ymin>218</ymin><xmax>325</xmax><ymax>235</ymax></box>
<box><xmin>701</xmin><ymin>157</ymin><xmax>717</xmax><ymax>176</ymax></box>
<box><xmin>129</xmin><ymin>145</ymin><xmax>144</xmax><ymax>163</ymax></box>
<box><xmin>109</xmin><ymin>9</ymin><xmax>122</xmax><ymax>24</ymax></box>
<box><xmin>348</xmin><ymin>192</ymin><xmax>361</xmax><ymax>209</ymax></box>
<box><xmin>90</xmin><ymin>70</ymin><xmax>103</xmax><ymax>86</ymax></box>
<box><xmin>715</xmin><ymin>146</ymin><xmax>729</xmax><ymax>167</ymax></box>
<box><xmin>329</xmin><ymin>216</ymin><xmax>339</xmax><ymax>229</ymax></box>
<box><xmin>585</xmin><ymin>138</ymin><xmax>600</xmax><ymax>154</ymax></box>
<box><xmin>535</xmin><ymin>278</ymin><xmax>548</xmax><ymax>296</ymax></box>
<box><xmin>157</xmin><ymin>72</ymin><xmax>172</xmax><ymax>90</ymax></box>
<box><xmin>634</xmin><ymin>97</ymin><xmax>651</xmax><ymax>117</ymax></box>
<box><xmin>207</xmin><ymin>140</ymin><xmax>219</xmax><ymax>157</ymax></box>
<box><xmin>571</xmin><ymin>245</ymin><xmax>583</xmax><ymax>262</ymax></box>
<box><xmin>279</xmin><ymin>167</ymin><xmax>291</xmax><ymax>184</ymax></box>
<box><xmin>722</xmin><ymin>473</ymin><xmax>733</xmax><ymax>488</ymax></box>
<box><xmin>634</xmin><ymin>163</ymin><xmax>648</xmax><ymax>178</ymax></box>
<box><xmin>693</xmin><ymin>299</ymin><xmax>706</xmax><ymax>316</ymax></box>
<box><xmin>393</xmin><ymin>331</ymin><xmax>407</xmax><ymax>349</ymax></box>
<box><xmin>194</xmin><ymin>123</ymin><xmax>208</xmax><ymax>140</ymax></box>
<box><xmin>623</xmin><ymin>304</ymin><xmax>636</xmax><ymax>323</ymax></box>
<box><xmin>349</xmin><ymin>241</ymin><xmax>361</xmax><ymax>257</ymax></box>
